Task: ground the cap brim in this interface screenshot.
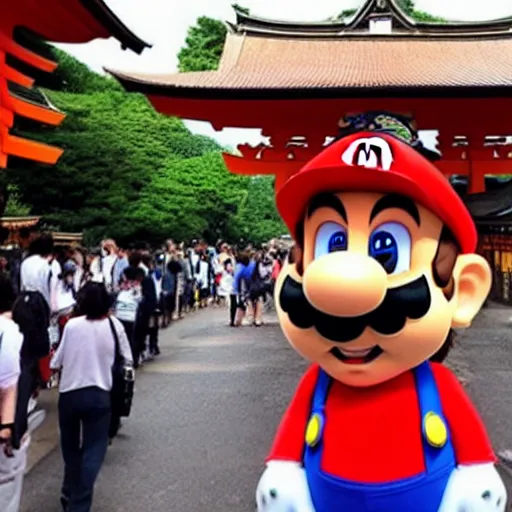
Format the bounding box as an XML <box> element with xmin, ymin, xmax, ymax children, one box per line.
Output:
<box><xmin>276</xmin><ymin>165</ymin><xmax>477</xmax><ymax>254</ymax></box>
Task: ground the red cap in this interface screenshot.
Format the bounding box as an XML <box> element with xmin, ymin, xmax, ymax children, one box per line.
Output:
<box><xmin>276</xmin><ymin>131</ymin><xmax>477</xmax><ymax>254</ymax></box>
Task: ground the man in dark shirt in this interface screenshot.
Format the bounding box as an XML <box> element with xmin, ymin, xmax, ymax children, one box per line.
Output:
<box><xmin>133</xmin><ymin>254</ymin><xmax>158</xmax><ymax>367</ymax></box>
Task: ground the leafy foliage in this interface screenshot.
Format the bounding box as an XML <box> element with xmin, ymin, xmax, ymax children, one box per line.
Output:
<box><xmin>51</xmin><ymin>47</ymin><xmax>123</xmax><ymax>93</ymax></box>
<box><xmin>333</xmin><ymin>9</ymin><xmax>357</xmax><ymax>21</ymax></box>
<box><xmin>3</xmin><ymin>185</ymin><xmax>31</xmax><ymax>217</ymax></box>
<box><xmin>235</xmin><ymin>177</ymin><xmax>286</xmax><ymax>244</ymax></box>
<box><xmin>3</xmin><ymin>42</ymin><xmax>284</xmax><ymax>246</ymax></box>
<box><xmin>130</xmin><ymin>153</ymin><xmax>250</xmax><ymax>244</ymax></box>
<box><xmin>409</xmin><ymin>10</ymin><xmax>447</xmax><ymax>22</ymax></box>
<box><xmin>396</xmin><ymin>0</ymin><xmax>415</xmax><ymax>15</ymax></box>
<box><xmin>8</xmin><ymin>87</ymin><xmax>237</xmax><ymax>246</ymax></box>
<box><xmin>177</xmin><ymin>17</ymin><xmax>228</xmax><ymax>73</ymax></box>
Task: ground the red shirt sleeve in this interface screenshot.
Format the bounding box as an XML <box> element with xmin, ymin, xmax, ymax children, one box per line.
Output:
<box><xmin>433</xmin><ymin>363</ymin><xmax>496</xmax><ymax>465</ymax></box>
<box><xmin>266</xmin><ymin>365</ymin><xmax>319</xmax><ymax>463</ymax></box>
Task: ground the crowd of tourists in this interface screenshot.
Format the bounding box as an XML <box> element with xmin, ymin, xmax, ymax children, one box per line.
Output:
<box><xmin>0</xmin><ymin>231</ymin><xmax>288</xmax><ymax>511</ymax></box>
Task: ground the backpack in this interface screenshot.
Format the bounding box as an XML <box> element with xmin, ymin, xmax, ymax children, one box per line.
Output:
<box><xmin>248</xmin><ymin>262</ymin><xmax>266</xmax><ymax>301</ymax></box>
<box><xmin>12</xmin><ymin>291</ymin><xmax>50</xmax><ymax>360</ymax></box>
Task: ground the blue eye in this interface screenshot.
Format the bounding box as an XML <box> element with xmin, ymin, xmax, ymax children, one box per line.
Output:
<box><xmin>368</xmin><ymin>222</ymin><xmax>411</xmax><ymax>275</ymax></box>
<box><xmin>315</xmin><ymin>222</ymin><xmax>348</xmax><ymax>259</ymax></box>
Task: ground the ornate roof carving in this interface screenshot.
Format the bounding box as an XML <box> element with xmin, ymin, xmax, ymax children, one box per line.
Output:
<box><xmin>230</xmin><ymin>0</ymin><xmax>512</xmax><ymax>38</ymax></box>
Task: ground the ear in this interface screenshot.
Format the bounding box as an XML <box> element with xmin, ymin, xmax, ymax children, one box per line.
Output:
<box><xmin>451</xmin><ymin>254</ymin><xmax>492</xmax><ymax>328</ymax></box>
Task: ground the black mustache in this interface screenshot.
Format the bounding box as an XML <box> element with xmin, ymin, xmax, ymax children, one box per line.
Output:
<box><xmin>278</xmin><ymin>275</ymin><xmax>431</xmax><ymax>343</ymax></box>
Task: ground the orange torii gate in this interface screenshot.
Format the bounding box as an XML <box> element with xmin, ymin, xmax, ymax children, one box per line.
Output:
<box><xmin>0</xmin><ymin>0</ymin><xmax>149</xmax><ymax>168</ymax></box>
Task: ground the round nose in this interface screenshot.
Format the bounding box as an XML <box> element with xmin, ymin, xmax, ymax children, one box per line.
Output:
<box><xmin>303</xmin><ymin>252</ymin><xmax>388</xmax><ymax>316</ymax></box>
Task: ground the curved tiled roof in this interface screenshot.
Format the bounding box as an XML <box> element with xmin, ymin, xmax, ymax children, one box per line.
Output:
<box><xmin>110</xmin><ymin>34</ymin><xmax>512</xmax><ymax>97</ymax></box>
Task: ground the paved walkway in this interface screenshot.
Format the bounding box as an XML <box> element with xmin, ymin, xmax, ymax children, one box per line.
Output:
<box><xmin>20</xmin><ymin>303</ymin><xmax>512</xmax><ymax>511</ymax></box>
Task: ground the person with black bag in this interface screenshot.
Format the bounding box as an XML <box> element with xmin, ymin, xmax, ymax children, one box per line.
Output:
<box><xmin>50</xmin><ymin>282</ymin><xmax>132</xmax><ymax>512</ymax></box>
<box><xmin>13</xmin><ymin>234</ymin><xmax>53</xmax><ymax>449</ymax></box>
<box><xmin>0</xmin><ymin>275</ymin><xmax>25</xmax><ymax>512</ymax></box>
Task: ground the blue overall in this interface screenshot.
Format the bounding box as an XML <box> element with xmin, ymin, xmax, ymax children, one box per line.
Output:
<box><xmin>304</xmin><ymin>362</ymin><xmax>456</xmax><ymax>512</ymax></box>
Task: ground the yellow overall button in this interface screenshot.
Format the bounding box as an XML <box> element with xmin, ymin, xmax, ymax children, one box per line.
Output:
<box><xmin>305</xmin><ymin>413</ymin><xmax>323</xmax><ymax>447</ymax></box>
<box><xmin>424</xmin><ymin>412</ymin><xmax>447</xmax><ymax>448</ymax></box>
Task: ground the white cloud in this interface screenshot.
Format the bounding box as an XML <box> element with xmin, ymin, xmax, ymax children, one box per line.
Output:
<box><xmin>57</xmin><ymin>0</ymin><xmax>512</xmax><ymax>148</ymax></box>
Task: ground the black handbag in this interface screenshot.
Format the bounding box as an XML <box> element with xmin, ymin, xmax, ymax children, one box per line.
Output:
<box><xmin>108</xmin><ymin>317</ymin><xmax>135</xmax><ymax>417</ymax></box>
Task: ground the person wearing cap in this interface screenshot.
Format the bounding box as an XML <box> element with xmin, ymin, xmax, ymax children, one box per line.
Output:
<box><xmin>256</xmin><ymin>113</ymin><xmax>506</xmax><ymax>512</ymax></box>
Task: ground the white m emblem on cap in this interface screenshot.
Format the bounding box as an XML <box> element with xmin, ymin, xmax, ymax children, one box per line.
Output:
<box><xmin>341</xmin><ymin>137</ymin><xmax>393</xmax><ymax>171</ymax></box>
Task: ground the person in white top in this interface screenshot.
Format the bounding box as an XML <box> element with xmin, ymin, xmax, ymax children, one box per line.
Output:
<box><xmin>50</xmin><ymin>282</ymin><xmax>132</xmax><ymax>512</ymax></box>
<box><xmin>48</xmin><ymin>256</ymin><xmax>62</xmax><ymax>314</ymax></box>
<box><xmin>195</xmin><ymin>253</ymin><xmax>211</xmax><ymax>308</ymax></box>
<box><xmin>218</xmin><ymin>259</ymin><xmax>237</xmax><ymax>327</ymax></box>
<box><xmin>20</xmin><ymin>234</ymin><xmax>53</xmax><ymax>307</ymax></box>
<box><xmin>88</xmin><ymin>249</ymin><xmax>103</xmax><ymax>284</ymax></box>
<box><xmin>55</xmin><ymin>263</ymin><xmax>77</xmax><ymax>315</ymax></box>
<box><xmin>100</xmin><ymin>239</ymin><xmax>118</xmax><ymax>294</ymax></box>
<box><xmin>17</xmin><ymin>233</ymin><xmax>53</xmax><ymax>445</ymax></box>
<box><xmin>0</xmin><ymin>276</ymin><xmax>25</xmax><ymax>512</ymax></box>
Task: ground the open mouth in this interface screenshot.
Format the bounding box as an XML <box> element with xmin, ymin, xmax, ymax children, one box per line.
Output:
<box><xmin>330</xmin><ymin>346</ymin><xmax>383</xmax><ymax>365</ymax></box>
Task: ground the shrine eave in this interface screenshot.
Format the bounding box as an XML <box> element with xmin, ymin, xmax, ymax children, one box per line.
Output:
<box><xmin>0</xmin><ymin>216</ymin><xmax>40</xmax><ymax>230</ymax></box>
<box><xmin>78</xmin><ymin>0</ymin><xmax>151</xmax><ymax>54</ymax></box>
<box><xmin>52</xmin><ymin>232</ymin><xmax>83</xmax><ymax>245</ymax></box>
<box><xmin>110</xmin><ymin>74</ymin><xmax>512</xmax><ymax>101</ymax></box>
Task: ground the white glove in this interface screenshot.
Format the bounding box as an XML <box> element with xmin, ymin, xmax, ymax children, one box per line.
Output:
<box><xmin>256</xmin><ymin>460</ymin><xmax>316</xmax><ymax>512</ymax></box>
<box><xmin>438</xmin><ymin>463</ymin><xmax>507</xmax><ymax>512</ymax></box>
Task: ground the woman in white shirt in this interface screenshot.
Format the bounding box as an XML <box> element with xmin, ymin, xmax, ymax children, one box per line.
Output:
<box><xmin>0</xmin><ymin>276</ymin><xmax>24</xmax><ymax>512</ymax></box>
<box><xmin>50</xmin><ymin>282</ymin><xmax>132</xmax><ymax>512</ymax></box>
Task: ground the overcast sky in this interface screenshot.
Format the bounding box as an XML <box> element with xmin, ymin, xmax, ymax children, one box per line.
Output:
<box><xmin>58</xmin><ymin>0</ymin><xmax>512</xmax><ymax>147</ymax></box>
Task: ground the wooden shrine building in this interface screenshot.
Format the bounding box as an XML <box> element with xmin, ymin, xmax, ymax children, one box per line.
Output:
<box><xmin>0</xmin><ymin>215</ymin><xmax>39</xmax><ymax>246</ymax></box>
<box><xmin>1</xmin><ymin>0</ymin><xmax>149</xmax><ymax>168</ymax></box>
<box><xmin>52</xmin><ymin>232</ymin><xmax>83</xmax><ymax>247</ymax></box>
<box><xmin>111</xmin><ymin>0</ymin><xmax>512</xmax><ymax>194</ymax></box>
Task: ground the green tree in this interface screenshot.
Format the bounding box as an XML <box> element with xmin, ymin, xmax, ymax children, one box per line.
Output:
<box><xmin>8</xmin><ymin>85</ymin><xmax>233</xmax><ymax>245</ymax></box>
<box><xmin>397</xmin><ymin>0</ymin><xmax>415</xmax><ymax>15</ymax></box>
<box><xmin>130</xmin><ymin>153</ymin><xmax>249</xmax><ymax>244</ymax></box>
<box><xmin>51</xmin><ymin>47</ymin><xmax>123</xmax><ymax>93</ymax></box>
<box><xmin>235</xmin><ymin>177</ymin><xmax>287</xmax><ymax>244</ymax></box>
<box><xmin>3</xmin><ymin>185</ymin><xmax>31</xmax><ymax>217</ymax></box>
<box><xmin>332</xmin><ymin>9</ymin><xmax>357</xmax><ymax>20</ymax></box>
<box><xmin>177</xmin><ymin>17</ymin><xmax>228</xmax><ymax>72</ymax></box>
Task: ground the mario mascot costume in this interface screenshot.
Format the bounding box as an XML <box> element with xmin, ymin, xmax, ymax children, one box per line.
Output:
<box><xmin>256</xmin><ymin>113</ymin><xmax>507</xmax><ymax>512</ymax></box>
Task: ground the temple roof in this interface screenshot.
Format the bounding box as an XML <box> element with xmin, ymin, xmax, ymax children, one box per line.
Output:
<box><xmin>77</xmin><ymin>0</ymin><xmax>150</xmax><ymax>54</ymax></box>
<box><xmin>111</xmin><ymin>35</ymin><xmax>512</xmax><ymax>99</ymax></box>
<box><xmin>110</xmin><ymin>0</ymin><xmax>512</xmax><ymax>99</ymax></box>
<box><xmin>230</xmin><ymin>0</ymin><xmax>512</xmax><ymax>38</ymax></box>
<box><xmin>6</xmin><ymin>0</ymin><xmax>151</xmax><ymax>54</ymax></box>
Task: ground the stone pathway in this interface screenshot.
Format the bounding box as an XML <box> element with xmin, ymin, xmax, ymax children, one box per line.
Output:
<box><xmin>20</xmin><ymin>302</ymin><xmax>512</xmax><ymax>511</ymax></box>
